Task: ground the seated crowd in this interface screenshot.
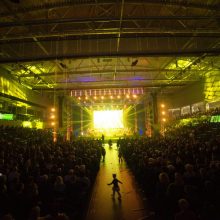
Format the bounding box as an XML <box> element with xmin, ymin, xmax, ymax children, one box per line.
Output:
<box><xmin>0</xmin><ymin>126</ymin><xmax>102</xmax><ymax>220</ymax></box>
<box><xmin>120</xmin><ymin>121</ymin><xmax>220</xmax><ymax>220</ymax></box>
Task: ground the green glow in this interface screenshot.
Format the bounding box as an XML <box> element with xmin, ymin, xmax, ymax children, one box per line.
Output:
<box><xmin>204</xmin><ymin>70</ymin><xmax>220</xmax><ymax>102</ymax></box>
<box><xmin>93</xmin><ymin>110</ymin><xmax>124</xmax><ymax>129</ymax></box>
<box><xmin>168</xmin><ymin>58</ymin><xmax>193</xmax><ymax>69</ymax></box>
<box><xmin>0</xmin><ymin>76</ymin><xmax>27</xmax><ymax>100</ymax></box>
<box><xmin>22</xmin><ymin>121</ymin><xmax>32</xmax><ymax>128</ymax></box>
<box><xmin>210</xmin><ymin>115</ymin><xmax>220</xmax><ymax>123</ymax></box>
<box><xmin>20</xmin><ymin>69</ymin><xmax>27</xmax><ymax>75</ymax></box>
<box><xmin>177</xmin><ymin>115</ymin><xmax>209</xmax><ymax>127</ymax></box>
<box><xmin>28</xmin><ymin>65</ymin><xmax>41</xmax><ymax>74</ymax></box>
<box><xmin>35</xmin><ymin>121</ymin><xmax>43</xmax><ymax>129</ymax></box>
<box><xmin>21</xmin><ymin>121</ymin><xmax>43</xmax><ymax>129</ymax></box>
<box><xmin>16</xmin><ymin>102</ymin><xmax>29</xmax><ymax>107</ymax></box>
<box><xmin>179</xmin><ymin>118</ymin><xmax>194</xmax><ymax>126</ymax></box>
<box><xmin>0</xmin><ymin>113</ymin><xmax>13</xmax><ymax>120</ymax></box>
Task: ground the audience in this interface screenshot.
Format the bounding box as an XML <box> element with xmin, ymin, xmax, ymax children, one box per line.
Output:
<box><xmin>0</xmin><ymin>126</ymin><xmax>101</xmax><ymax>220</ymax></box>
<box><xmin>1</xmin><ymin>114</ymin><xmax>220</xmax><ymax>220</ymax></box>
<box><xmin>120</xmin><ymin>121</ymin><xmax>220</xmax><ymax>220</ymax></box>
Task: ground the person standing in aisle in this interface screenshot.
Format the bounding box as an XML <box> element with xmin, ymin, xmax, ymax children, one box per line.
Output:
<box><xmin>107</xmin><ymin>174</ymin><xmax>122</xmax><ymax>199</ymax></box>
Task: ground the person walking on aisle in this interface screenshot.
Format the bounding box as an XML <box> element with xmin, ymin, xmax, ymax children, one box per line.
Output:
<box><xmin>107</xmin><ymin>174</ymin><xmax>122</xmax><ymax>199</ymax></box>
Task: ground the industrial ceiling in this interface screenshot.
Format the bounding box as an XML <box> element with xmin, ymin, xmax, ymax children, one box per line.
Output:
<box><xmin>0</xmin><ymin>0</ymin><xmax>219</xmax><ymax>97</ymax></box>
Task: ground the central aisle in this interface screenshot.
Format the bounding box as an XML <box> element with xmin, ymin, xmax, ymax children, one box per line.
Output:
<box><xmin>86</xmin><ymin>143</ymin><xmax>151</xmax><ymax>220</ymax></box>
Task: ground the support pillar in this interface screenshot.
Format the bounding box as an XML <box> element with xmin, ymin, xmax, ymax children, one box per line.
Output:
<box><xmin>58</xmin><ymin>96</ymin><xmax>63</xmax><ymax>128</ymax></box>
<box><xmin>144</xmin><ymin>99</ymin><xmax>152</xmax><ymax>137</ymax></box>
<box><xmin>66</xmin><ymin>99</ymin><xmax>72</xmax><ymax>141</ymax></box>
<box><xmin>134</xmin><ymin>105</ymin><xmax>138</xmax><ymax>134</ymax></box>
<box><xmin>80</xmin><ymin>107</ymin><xmax>83</xmax><ymax>135</ymax></box>
<box><xmin>151</xmin><ymin>93</ymin><xmax>159</xmax><ymax>137</ymax></box>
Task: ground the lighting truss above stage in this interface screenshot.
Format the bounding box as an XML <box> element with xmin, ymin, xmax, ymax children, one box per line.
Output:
<box><xmin>71</xmin><ymin>88</ymin><xmax>144</xmax><ymax>97</ymax></box>
<box><xmin>70</xmin><ymin>87</ymin><xmax>145</xmax><ymax>106</ymax></box>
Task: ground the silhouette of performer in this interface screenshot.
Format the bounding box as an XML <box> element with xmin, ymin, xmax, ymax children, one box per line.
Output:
<box><xmin>108</xmin><ymin>174</ymin><xmax>122</xmax><ymax>199</ymax></box>
<box><xmin>108</xmin><ymin>139</ymin><xmax>112</xmax><ymax>148</ymax></box>
<box><xmin>118</xmin><ymin>148</ymin><xmax>123</xmax><ymax>163</ymax></box>
<box><xmin>101</xmin><ymin>134</ymin><xmax>105</xmax><ymax>144</ymax></box>
<box><xmin>101</xmin><ymin>146</ymin><xmax>106</xmax><ymax>161</ymax></box>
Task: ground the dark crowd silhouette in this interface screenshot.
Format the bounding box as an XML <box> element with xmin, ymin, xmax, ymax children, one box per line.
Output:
<box><xmin>120</xmin><ymin>121</ymin><xmax>220</xmax><ymax>220</ymax></box>
<box><xmin>0</xmin><ymin>126</ymin><xmax>102</xmax><ymax>220</ymax></box>
<box><xmin>1</xmin><ymin>119</ymin><xmax>220</xmax><ymax>220</ymax></box>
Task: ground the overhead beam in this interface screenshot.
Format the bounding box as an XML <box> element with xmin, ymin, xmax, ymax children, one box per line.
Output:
<box><xmin>116</xmin><ymin>0</ymin><xmax>125</xmax><ymax>52</ymax></box>
<box><xmin>32</xmin><ymin>83</ymin><xmax>186</xmax><ymax>91</ymax></box>
<box><xmin>18</xmin><ymin>68</ymin><xmax>210</xmax><ymax>77</ymax></box>
<box><xmin>0</xmin><ymin>49</ymin><xmax>219</xmax><ymax>63</ymax></box>
<box><xmin>0</xmin><ymin>0</ymin><xmax>218</xmax><ymax>18</ymax></box>
<box><xmin>1</xmin><ymin>29</ymin><xmax>219</xmax><ymax>41</ymax></box>
<box><xmin>33</xmin><ymin>78</ymin><xmax>196</xmax><ymax>85</ymax></box>
<box><xmin>0</xmin><ymin>16</ymin><xmax>219</xmax><ymax>28</ymax></box>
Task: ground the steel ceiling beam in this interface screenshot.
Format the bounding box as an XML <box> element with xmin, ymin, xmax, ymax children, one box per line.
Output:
<box><xmin>33</xmin><ymin>78</ymin><xmax>196</xmax><ymax>84</ymax></box>
<box><xmin>0</xmin><ymin>0</ymin><xmax>218</xmax><ymax>18</ymax></box>
<box><xmin>0</xmin><ymin>49</ymin><xmax>219</xmax><ymax>64</ymax></box>
<box><xmin>0</xmin><ymin>16</ymin><xmax>218</xmax><ymax>28</ymax></box>
<box><xmin>32</xmin><ymin>83</ymin><xmax>186</xmax><ymax>91</ymax></box>
<box><xmin>0</xmin><ymin>34</ymin><xmax>219</xmax><ymax>44</ymax></box>
<box><xmin>17</xmin><ymin>68</ymin><xmax>209</xmax><ymax>77</ymax></box>
<box><xmin>1</xmin><ymin>28</ymin><xmax>219</xmax><ymax>41</ymax></box>
<box><xmin>116</xmin><ymin>0</ymin><xmax>125</xmax><ymax>52</ymax></box>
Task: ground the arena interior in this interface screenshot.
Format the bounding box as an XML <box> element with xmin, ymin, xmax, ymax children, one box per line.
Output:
<box><xmin>0</xmin><ymin>1</ymin><xmax>220</xmax><ymax>220</ymax></box>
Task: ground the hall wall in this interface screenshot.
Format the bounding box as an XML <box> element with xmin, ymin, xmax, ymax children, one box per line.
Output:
<box><xmin>166</xmin><ymin>80</ymin><xmax>205</xmax><ymax>108</ymax></box>
<box><xmin>0</xmin><ymin>67</ymin><xmax>53</xmax><ymax>108</ymax></box>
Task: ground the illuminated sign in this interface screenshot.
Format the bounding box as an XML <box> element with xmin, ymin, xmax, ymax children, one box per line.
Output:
<box><xmin>210</xmin><ymin>115</ymin><xmax>220</xmax><ymax>123</ymax></box>
<box><xmin>0</xmin><ymin>113</ymin><xmax>13</xmax><ymax>120</ymax></box>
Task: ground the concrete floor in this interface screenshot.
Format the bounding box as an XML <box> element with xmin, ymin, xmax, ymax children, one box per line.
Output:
<box><xmin>86</xmin><ymin>144</ymin><xmax>152</xmax><ymax>220</ymax></box>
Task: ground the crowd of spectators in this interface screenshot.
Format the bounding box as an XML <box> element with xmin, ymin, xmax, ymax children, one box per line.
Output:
<box><xmin>0</xmin><ymin>126</ymin><xmax>102</xmax><ymax>220</ymax></box>
<box><xmin>120</xmin><ymin>121</ymin><xmax>220</xmax><ymax>220</ymax></box>
<box><xmin>1</xmin><ymin>117</ymin><xmax>220</xmax><ymax>220</ymax></box>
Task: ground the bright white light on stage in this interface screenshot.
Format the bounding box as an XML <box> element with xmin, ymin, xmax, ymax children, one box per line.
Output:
<box><xmin>93</xmin><ymin>110</ymin><xmax>124</xmax><ymax>129</ymax></box>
